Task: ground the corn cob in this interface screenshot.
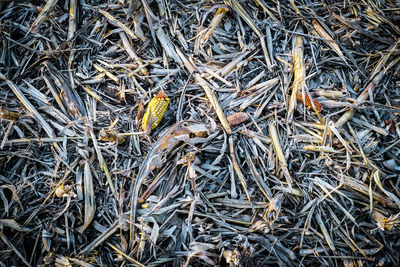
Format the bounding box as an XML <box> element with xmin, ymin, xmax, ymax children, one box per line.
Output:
<box><xmin>141</xmin><ymin>91</ymin><xmax>170</xmax><ymax>132</ymax></box>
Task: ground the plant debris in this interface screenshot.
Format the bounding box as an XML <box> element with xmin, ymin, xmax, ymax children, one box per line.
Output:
<box><xmin>1</xmin><ymin>0</ymin><xmax>400</xmax><ymax>266</ymax></box>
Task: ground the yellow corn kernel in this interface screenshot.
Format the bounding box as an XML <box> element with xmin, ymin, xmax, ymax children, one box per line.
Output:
<box><xmin>141</xmin><ymin>91</ymin><xmax>170</xmax><ymax>132</ymax></box>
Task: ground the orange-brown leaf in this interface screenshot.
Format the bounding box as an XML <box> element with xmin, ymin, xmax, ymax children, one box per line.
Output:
<box><xmin>297</xmin><ymin>94</ymin><xmax>323</xmax><ymax>112</ymax></box>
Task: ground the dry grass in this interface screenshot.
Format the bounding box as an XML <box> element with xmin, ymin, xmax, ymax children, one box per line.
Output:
<box><xmin>0</xmin><ymin>0</ymin><xmax>400</xmax><ymax>266</ymax></box>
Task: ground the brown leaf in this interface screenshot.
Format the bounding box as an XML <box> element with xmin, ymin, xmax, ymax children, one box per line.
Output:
<box><xmin>227</xmin><ymin>112</ymin><xmax>250</xmax><ymax>126</ymax></box>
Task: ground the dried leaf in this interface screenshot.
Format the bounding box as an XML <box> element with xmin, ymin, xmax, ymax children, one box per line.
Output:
<box><xmin>297</xmin><ymin>93</ymin><xmax>323</xmax><ymax>112</ymax></box>
<box><xmin>80</xmin><ymin>162</ymin><xmax>95</xmax><ymax>233</ymax></box>
<box><xmin>227</xmin><ymin>112</ymin><xmax>250</xmax><ymax>126</ymax></box>
<box><xmin>0</xmin><ymin>219</ymin><xmax>30</xmax><ymax>232</ymax></box>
